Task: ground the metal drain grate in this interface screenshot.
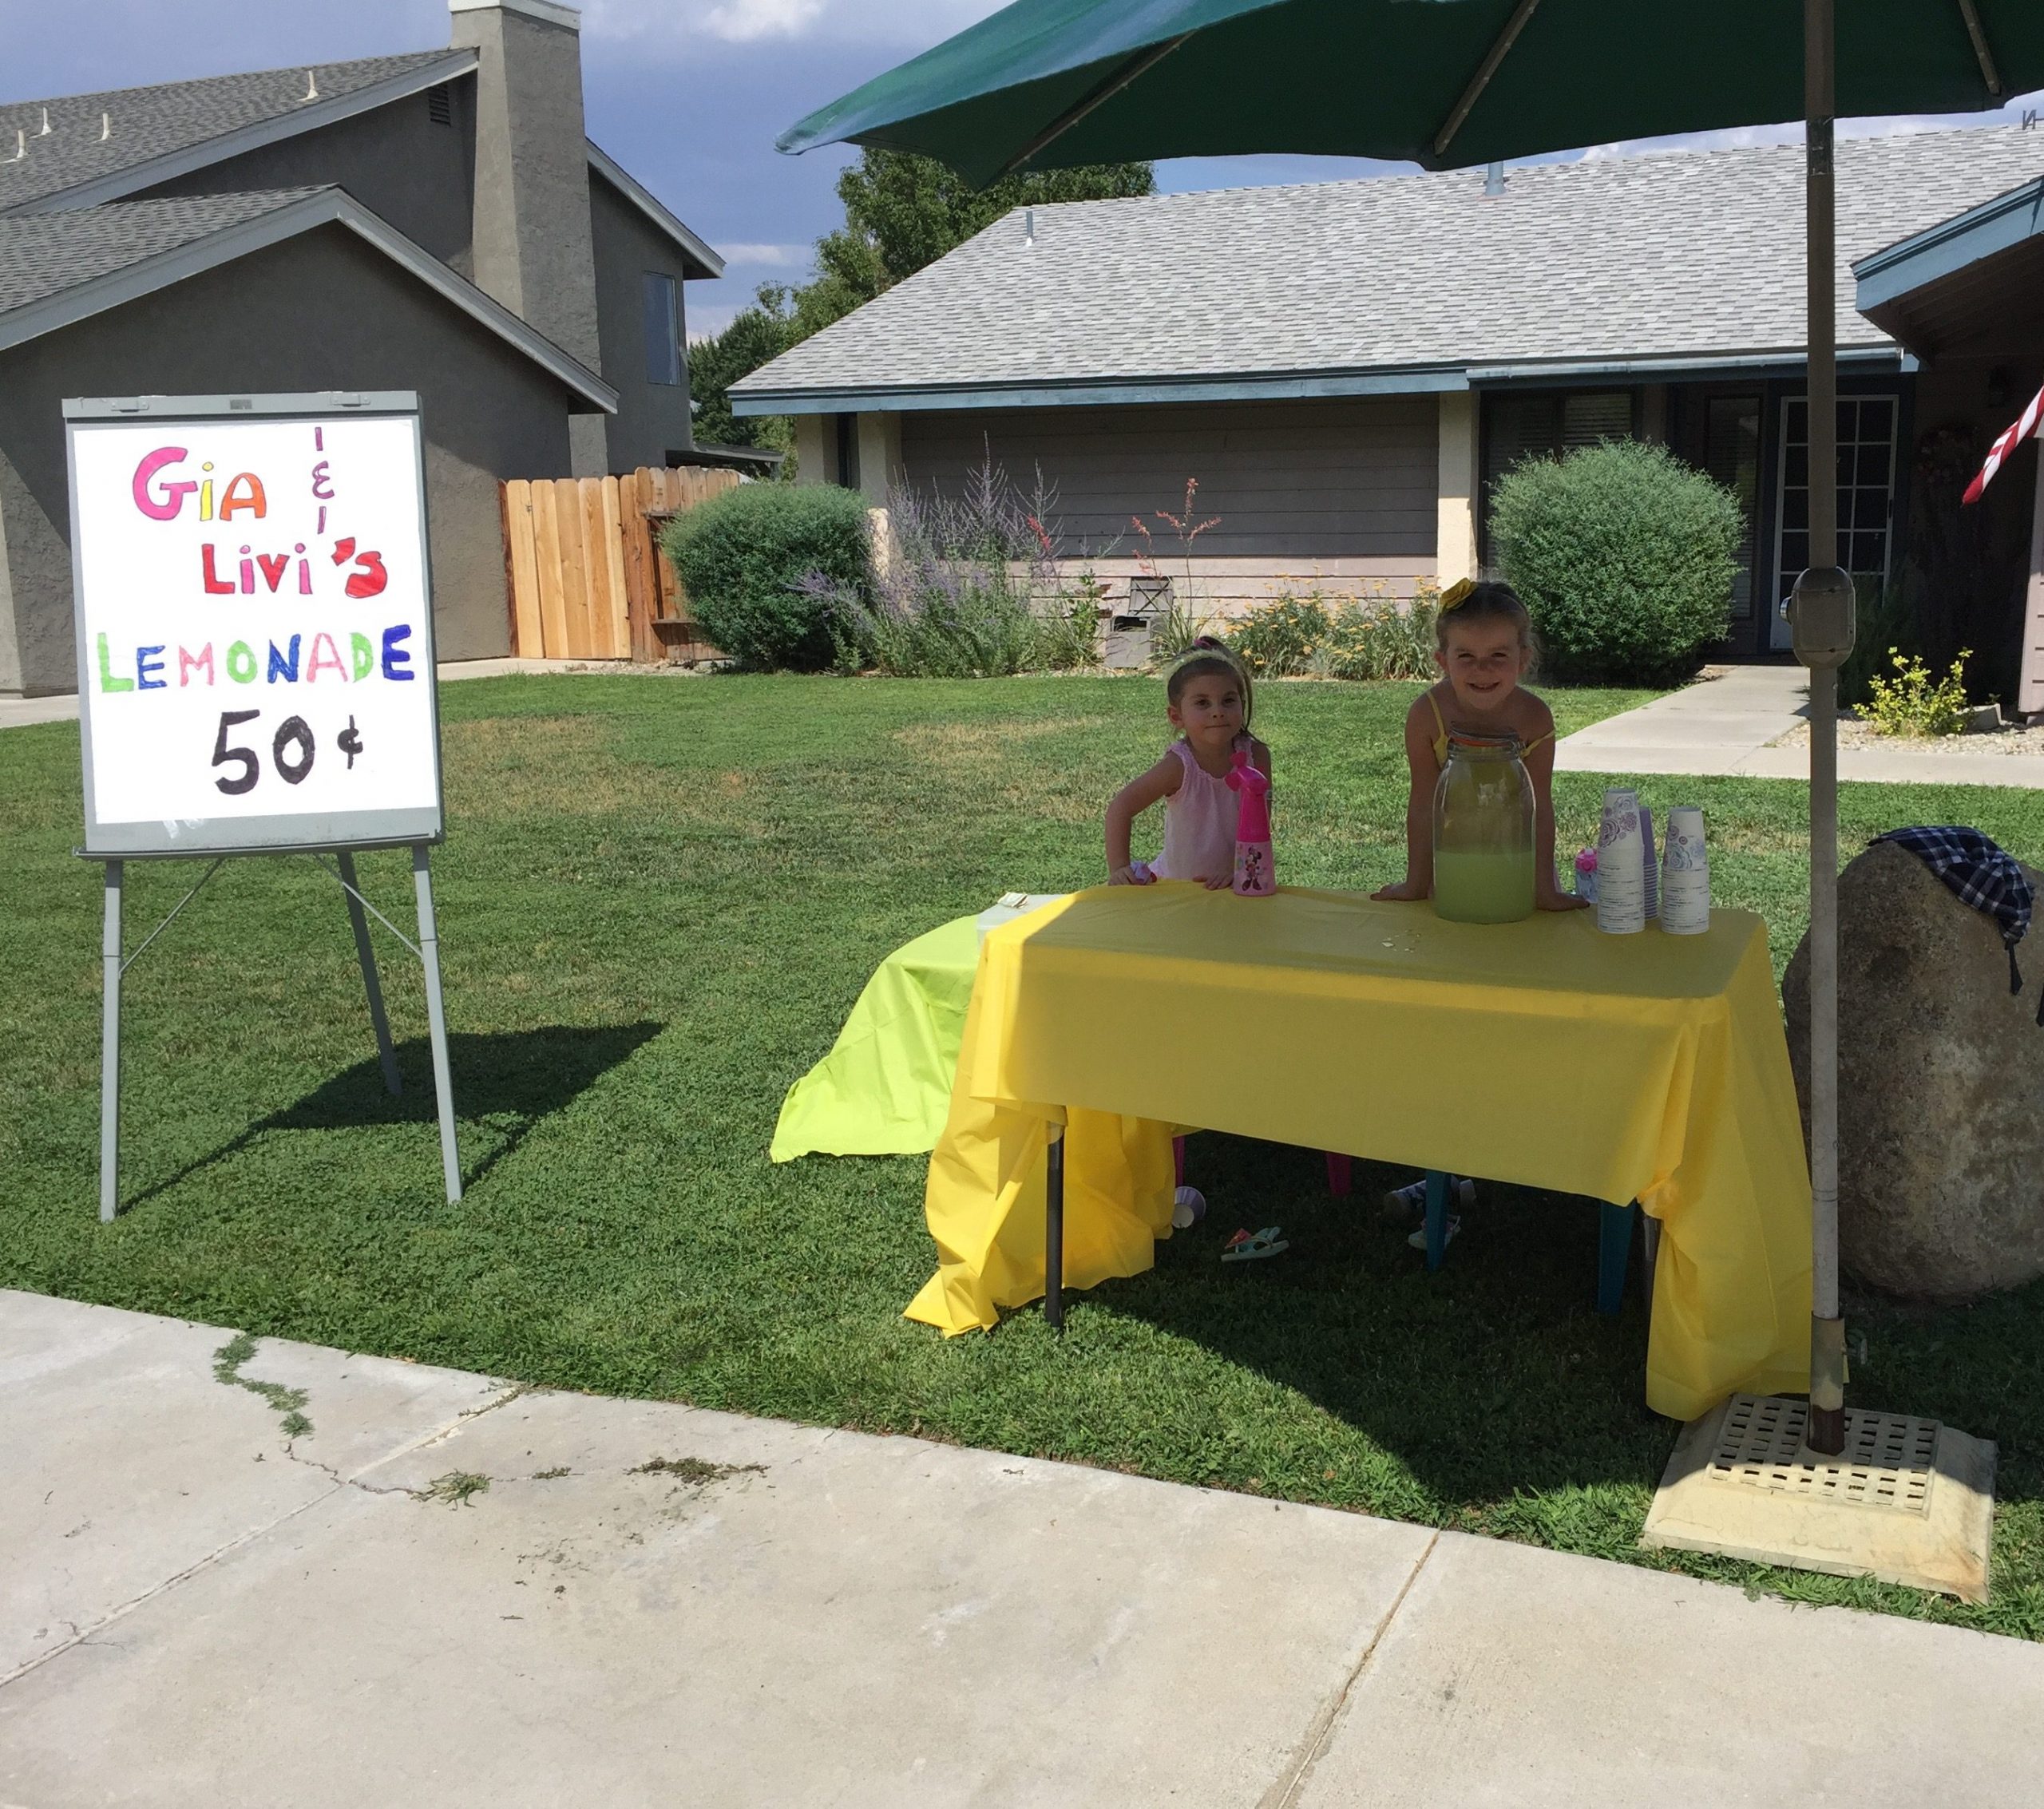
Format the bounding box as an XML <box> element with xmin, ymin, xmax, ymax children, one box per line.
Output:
<box><xmin>1706</xmin><ymin>1394</ymin><xmax>1939</xmax><ymax>1516</ymax></box>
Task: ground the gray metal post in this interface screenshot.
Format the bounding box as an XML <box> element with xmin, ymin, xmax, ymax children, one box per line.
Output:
<box><xmin>410</xmin><ymin>844</ymin><xmax>463</xmax><ymax>1203</ymax></box>
<box><xmin>1044</xmin><ymin>1122</ymin><xmax>1065</xmax><ymax>1333</ymax></box>
<box><xmin>338</xmin><ymin>851</ymin><xmax>402</xmax><ymax>1098</ymax></box>
<box><xmin>1803</xmin><ymin>0</ymin><xmax>1848</xmax><ymax>1455</ymax></box>
<box><xmin>98</xmin><ymin>860</ymin><xmax>123</xmax><ymax>1224</ymax></box>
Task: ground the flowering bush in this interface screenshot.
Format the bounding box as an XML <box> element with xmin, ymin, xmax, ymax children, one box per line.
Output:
<box><xmin>815</xmin><ymin>460</ymin><xmax>1104</xmax><ymax>677</ymax></box>
<box><xmin>1863</xmin><ymin>649</ymin><xmax>1972</xmax><ymax>738</ymax></box>
<box><xmin>1227</xmin><ymin>593</ymin><xmax>1331</xmax><ymax>676</ymax></box>
<box><xmin>1227</xmin><ymin>581</ymin><xmax>1440</xmax><ymax>682</ymax></box>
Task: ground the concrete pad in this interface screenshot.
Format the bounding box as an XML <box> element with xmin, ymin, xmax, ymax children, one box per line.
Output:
<box><xmin>0</xmin><ymin>1291</ymin><xmax>507</xmax><ymax>1681</ymax></box>
<box><xmin>1642</xmin><ymin>1395</ymin><xmax>1996</xmax><ymax>1605</ymax></box>
<box><xmin>1292</xmin><ymin>1530</ymin><xmax>2044</xmax><ymax>1809</ymax></box>
<box><xmin>0</xmin><ymin>694</ymin><xmax>79</xmax><ymax>730</ymax></box>
<box><xmin>1555</xmin><ymin>667</ymin><xmax>2044</xmax><ymax>789</ymax></box>
<box><xmin>0</xmin><ymin>1372</ymin><xmax>1434</xmax><ymax>1808</ymax></box>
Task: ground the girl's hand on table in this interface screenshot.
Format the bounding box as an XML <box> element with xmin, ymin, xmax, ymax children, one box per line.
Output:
<box><xmin>1203</xmin><ymin>872</ymin><xmax>1233</xmax><ymax>891</ymax></box>
<box><xmin>1109</xmin><ymin>864</ymin><xmax>1155</xmax><ymax>886</ymax></box>
<box><xmin>1371</xmin><ymin>877</ymin><xmax>1431</xmax><ymax>903</ymax></box>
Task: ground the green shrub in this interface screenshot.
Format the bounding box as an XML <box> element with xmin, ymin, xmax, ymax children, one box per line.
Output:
<box><xmin>1036</xmin><ymin>576</ymin><xmax>1108</xmax><ymax>671</ymax></box>
<box><xmin>1228</xmin><ymin>593</ymin><xmax>1332</xmax><ymax>677</ymax></box>
<box><xmin>1316</xmin><ymin>584</ymin><xmax>1440</xmax><ymax>682</ymax></box>
<box><xmin>1490</xmin><ymin>440</ymin><xmax>1742</xmax><ymax>686</ymax></box>
<box><xmin>818</xmin><ymin>468</ymin><xmax>1105</xmax><ymax>678</ymax></box>
<box><xmin>1226</xmin><ymin>586</ymin><xmax>1440</xmax><ymax>683</ymax></box>
<box><xmin>1840</xmin><ymin>575</ymin><xmax>1923</xmax><ymax>710</ymax></box>
<box><xmin>661</xmin><ymin>483</ymin><xmax>870</xmax><ymax>671</ymax></box>
<box><xmin>1864</xmin><ymin>649</ymin><xmax>1972</xmax><ymax>738</ymax></box>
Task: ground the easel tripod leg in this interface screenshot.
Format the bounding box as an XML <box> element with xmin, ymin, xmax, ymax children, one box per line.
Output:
<box><xmin>98</xmin><ymin>861</ymin><xmax>123</xmax><ymax>1224</ymax></box>
<box><xmin>338</xmin><ymin>850</ymin><xmax>401</xmax><ymax>1097</ymax></box>
<box><xmin>411</xmin><ymin>844</ymin><xmax>463</xmax><ymax>1203</ymax></box>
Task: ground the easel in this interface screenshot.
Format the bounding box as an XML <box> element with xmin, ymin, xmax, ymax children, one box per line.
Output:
<box><xmin>91</xmin><ymin>841</ymin><xmax>461</xmax><ymax>1221</ymax></box>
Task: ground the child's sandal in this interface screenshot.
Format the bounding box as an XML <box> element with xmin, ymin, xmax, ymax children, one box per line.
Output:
<box><xmin>1221</xmin><ymin>1226</ymin><xmax>1288</xmax><ymax>1262</ymax></box>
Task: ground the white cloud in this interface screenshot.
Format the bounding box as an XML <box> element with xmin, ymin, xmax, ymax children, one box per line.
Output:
<box><xmin>715</xmin><ymin>242</ymin><xmax>811</xmax><ymax>266</ymax></box>
<box><xmin>701</xmin><ymin>0</ymin><xmax>824</xmax><ymax>43</ymax></box>
<box><xmin>687</xmin><ymin>304</ymin><xmax>742</xmax><ymax>342</ymax></box>
<box><xmin>581</xmin><ymin>0</ymin><xmax>1003</xmax><ymax>49</ymax></box>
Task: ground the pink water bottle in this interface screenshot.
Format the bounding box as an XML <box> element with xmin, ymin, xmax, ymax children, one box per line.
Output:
<box><xmin>1226</xmin><ymin>747</ymin><xmax>1275</xmax><ymax>897</ymax></box>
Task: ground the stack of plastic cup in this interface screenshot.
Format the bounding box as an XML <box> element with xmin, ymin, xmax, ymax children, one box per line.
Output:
<box><xmin>1595</xmin><ymin>789</ymin><xmax>1647</xmax><ymax>935</ymax></box>
<box><xmin>1660</xmin><ymin>806</ymin><xmax>1710</xmax><ymax>935</ymax></box>
<box><xmin>1641</xmin><ymin>806</ymin><xmax>1658</xmax><ymax>920</ymax></box>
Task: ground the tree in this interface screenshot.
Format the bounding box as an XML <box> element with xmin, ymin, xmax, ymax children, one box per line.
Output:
<box><xmin>688</xmin><ymin>150</ymin><xmax>1153</xmax><ymax>456</ymax></box>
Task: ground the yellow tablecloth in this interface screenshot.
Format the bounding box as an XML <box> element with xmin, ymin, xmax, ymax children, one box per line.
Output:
<box><xmin>909</xmin><ymin>884</ymin><xmax>1812</xmax><ymax>1422</ymax></box>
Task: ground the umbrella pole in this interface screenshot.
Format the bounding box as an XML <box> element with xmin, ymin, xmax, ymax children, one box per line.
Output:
<box><xmin>1802</xmin><ymin>0</ymin><xmax>1849</xmax><ymax>1455</ymax></box>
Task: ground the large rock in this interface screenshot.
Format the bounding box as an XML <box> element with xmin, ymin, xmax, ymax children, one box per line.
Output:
<box><xmin>1783</xmin><ymin>839</ymin><xmax>2044</xmax><ymax>1302</ymax></box>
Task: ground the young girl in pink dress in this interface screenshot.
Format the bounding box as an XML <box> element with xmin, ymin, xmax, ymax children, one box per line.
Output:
<box><xmin>1105</xmin><ymin>638</ymin><xmax>1272</xmax><ymax>887</ymax></box>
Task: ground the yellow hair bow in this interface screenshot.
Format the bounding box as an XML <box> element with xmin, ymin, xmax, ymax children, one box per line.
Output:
<box><xmin>1439</xmin><ymin>577</ymin><xmax>1476</xmax><ymax>612</ymax></box>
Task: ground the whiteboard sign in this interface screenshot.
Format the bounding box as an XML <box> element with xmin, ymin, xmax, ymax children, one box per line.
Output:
<box><xmin>65</xmin><ymin>394</ymin><xmax>443</xmax><ymax>856</ymax></box>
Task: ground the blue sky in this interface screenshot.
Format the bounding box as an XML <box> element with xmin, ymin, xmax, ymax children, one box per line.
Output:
<box><xmin>7</xmin><ymin>0</ymin><xmax>2042</xmax><ymax>340</ymax></box>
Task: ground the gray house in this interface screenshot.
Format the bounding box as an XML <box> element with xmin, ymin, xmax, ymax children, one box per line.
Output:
<box><xmin>734</xmin><ymin>125</ymin><xmax>2044</xmax><ymax>695</ymax></box>
<box><xmin>0</xmin><ymin>0</ymin><xmax>727</xmax><ymax>696</ymax></box>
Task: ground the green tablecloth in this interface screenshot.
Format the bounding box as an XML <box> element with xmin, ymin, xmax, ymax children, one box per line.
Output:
<box><xmin>770</xmin><ymin>916</ymin><xmax>980</xmax><ymax>1162</ymax></box>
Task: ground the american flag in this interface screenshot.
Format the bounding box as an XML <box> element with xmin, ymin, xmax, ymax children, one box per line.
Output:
<box><xmin>1963</xmin><ymin>383</ymin><xmax>2044</xmax><ymax>505</ymax></box>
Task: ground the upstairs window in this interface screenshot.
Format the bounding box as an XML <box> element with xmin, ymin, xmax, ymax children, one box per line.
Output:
<box><xmin>642</xmin><ymin>273</ymin><xmax>682</xmax><ymax>386</ymax></box>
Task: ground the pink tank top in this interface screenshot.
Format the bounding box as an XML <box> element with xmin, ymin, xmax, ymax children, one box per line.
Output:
<box><xmin>1153</xmin><ymin>740</ymin><xmax>1238</xmax><ymax>882</ymax></box>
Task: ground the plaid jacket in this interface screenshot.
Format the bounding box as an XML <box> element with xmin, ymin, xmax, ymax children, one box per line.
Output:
<box><xmin>1876</xmin><ymin>826</ymin><xmax>2039</xmax><ymax>1024</ymax></box>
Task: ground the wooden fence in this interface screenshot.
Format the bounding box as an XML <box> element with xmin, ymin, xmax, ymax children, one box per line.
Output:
<box><xmin>501</xmin><ymin>465</ymin><xmax>739</xmax><ymax>663</ymax></box>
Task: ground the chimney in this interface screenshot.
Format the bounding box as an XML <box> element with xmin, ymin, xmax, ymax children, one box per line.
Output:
<box><xmin>450</xmin><ymin>0</ymin><xmax>605</xmax><ymax>467</ymax></box>
<box><xmin>1483</xmin><ymin>160</ymin><xmax>1506</xmax><ymax>197</ymax></box>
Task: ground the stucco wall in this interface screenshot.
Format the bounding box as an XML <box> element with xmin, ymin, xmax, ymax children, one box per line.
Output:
<box><xmin>588</xmin><ymin>172</ymin><xmax>695</xmax><ymax>473</ymax></box>
<box><xmin>897</xmin><ymin>395</ymin><xmax>1440</xmax><ymax>611</ymax></box>
<box><xmin>136</xmin><ymin>81</ymin><xmax>478</xmax><ymax>279</ymax></box>
<box><xmin>0</xmin><ymin>224</ymin><xmax>582</xmax><ymax>695</ymax></box>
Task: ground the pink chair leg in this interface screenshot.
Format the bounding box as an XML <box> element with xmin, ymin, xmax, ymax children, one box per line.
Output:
<box><xmin>1324</xmin><ymin>1152</ymin><xmax>1352</xmax><ymax>1198</ymax></box>
<box><xmin>1174</xmin><ymin>1137</ymin><xmax>1186</xmax><ymax>1186</ymax></box>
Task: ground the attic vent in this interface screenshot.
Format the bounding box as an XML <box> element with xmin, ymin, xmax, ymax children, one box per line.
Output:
<box><xmin>427</xmin><ymin>84</ymin><xmax>454</xmax><ymax>126</ymax></box>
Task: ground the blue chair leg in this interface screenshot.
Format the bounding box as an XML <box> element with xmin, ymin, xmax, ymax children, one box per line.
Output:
<box><xmin>1424</xmin><ymin>1170</ymin><xmax>1450</xmax><ymax>1273</ymax></box>
<box><xmin>1597</xmin><ymin>1201</ymin><xmax>1637</xmax><ymax>1316</ymax></box>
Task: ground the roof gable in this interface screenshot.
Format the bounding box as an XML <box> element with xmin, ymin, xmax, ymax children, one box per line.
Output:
<box><xmin>0</xmin><ymin>53</ymin><xmax>474</xmax><ymax>216</ymax></box>
<box><xmin>0</xmin><ymin>188</ymin><xmax>616</xmax><ymax>410</ymax></box>
<box><xmin>733</xmin><ymin>124</ymin><xmax>2044</xmax><ymax>412</ymax></box>
<box><xmin>586</xmin><ymin>142</ymin><xmax>723</xmax><ymax>280</ymax></box>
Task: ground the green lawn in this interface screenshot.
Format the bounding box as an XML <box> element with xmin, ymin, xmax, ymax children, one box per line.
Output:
<box><xmin>5</xmin><ymin>673</ymin><xmax>2043</xmax><ymax>1641</ymax></box>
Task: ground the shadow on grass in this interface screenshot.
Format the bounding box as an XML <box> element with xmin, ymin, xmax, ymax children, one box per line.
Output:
<box><xmin>119</xmin><ymin>1021</ymin><xmax>664</xmax><ymax>1213</ymax></box>
<box><xmin>1103</xmin><ymin>1133</ymin><xmax>1681</xmax><ymax>1506</ymax></box>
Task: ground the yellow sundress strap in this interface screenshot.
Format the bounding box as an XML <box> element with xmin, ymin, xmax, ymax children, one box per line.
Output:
<box><xmin>1521</xmin><ymin>728</ymin><xmax>1555</xmax><ymax>755</ymax></box>
<box><xmin>1426</xmin><ymin>691</ymin><xmax>1449</xmax><ymax>763</ymax></box>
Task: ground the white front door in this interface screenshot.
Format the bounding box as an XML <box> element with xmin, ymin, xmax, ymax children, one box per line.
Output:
<box><xmin>1772</xmin><ymin>394</ymin><xmax>1899</xmax><ymax>651</ymax></box>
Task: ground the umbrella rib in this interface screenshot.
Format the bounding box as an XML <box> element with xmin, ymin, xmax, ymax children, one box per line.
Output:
<box><xmin>1432</xmin><ymin>0</ymin><xmax>1544</xmax><ymax>158</ymax></box>
<box><xmin>991</xmin><ymin>33</ymin><xmax>1193</xmax><ymax>179</ymax></box>
<box><xmin>1955</xmin><ymin>0</ymin><xmax>2005</xmax><ymax>97</ymax></box>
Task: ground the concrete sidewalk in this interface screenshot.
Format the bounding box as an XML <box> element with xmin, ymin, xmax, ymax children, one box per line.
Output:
<box><xmin>4</xmin><ymin>1291</ymin><xmax>2039</xmax><ymax>1807</ymax></box>
<box><xmin>1555</xmin><ymin>663</ymin><xmax>2044</xmax><ymax>787</ymax></box>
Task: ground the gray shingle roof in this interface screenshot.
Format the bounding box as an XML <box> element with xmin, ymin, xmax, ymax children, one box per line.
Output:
<box><xmin>0</xmin><ymin>53</ymin><xmax>464</xmax><ymax>212</ymax></box>
<box><xmin>0</xmin><ymin>190</ymin><xmax>323</xmax><ymax>313</ymax></box>
<box><xmin>734</xmin><ymin>124</ymin><xmax>2044</xmax><ymax>404</ymax></box>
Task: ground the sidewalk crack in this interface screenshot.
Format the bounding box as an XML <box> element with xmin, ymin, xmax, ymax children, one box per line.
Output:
<box><xmin>1259</xmin><ymin>1530</ymin><xmax>1440</xmax><ymax>1809</ymax></box>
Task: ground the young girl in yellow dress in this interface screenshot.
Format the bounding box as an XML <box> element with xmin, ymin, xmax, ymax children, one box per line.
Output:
<box><xmin>1373</xmin><ymin>579</ymin><xmax>1583</xmax><ymax>1246</ymax></box>
<box><xmin>1372</xmin><ymin>579</ymin><xmax>1584</xmax><ymax>912</ymax></box>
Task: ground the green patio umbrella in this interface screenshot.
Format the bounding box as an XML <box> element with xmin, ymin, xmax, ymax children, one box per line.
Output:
<box><xmin>778</xmin><ymin>0</ymin><xmax>2044</xmax><ymax>1453</ymax></box>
